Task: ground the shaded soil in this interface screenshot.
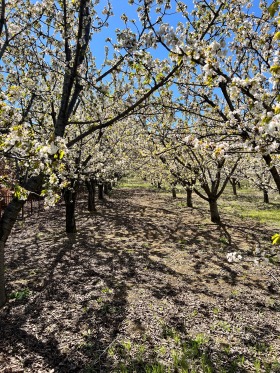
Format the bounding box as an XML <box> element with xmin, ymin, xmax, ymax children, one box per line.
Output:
<box><xmin>0</xmin><ymin>187</ymin><xmax>279</xmax><ymax>372</ymax></box>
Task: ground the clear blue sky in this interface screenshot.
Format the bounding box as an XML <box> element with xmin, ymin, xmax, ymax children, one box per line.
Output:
<box><xmin>92</xmin><ymin>0</ymin><xmax>264</xmax><ymax>67</ymax></box>
<box><xmin>30</xmin><ymin>0</ymin><xmax>265</xmax><ymax>68</ymax></box>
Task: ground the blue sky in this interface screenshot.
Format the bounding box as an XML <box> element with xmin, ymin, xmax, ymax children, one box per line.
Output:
<box><xmin>92</xmin><ymin>0</ymin><xmax>264</xmax><ymax>67</ymax></box>
<box><xmin>29</xmin><ymin>0</ymin><xmax>266</xmax><ymax>69</ymax></box>
<box><xmin>92</xmin><ymin>0</ymin><xmax>184</xmax><ymax>67</ymax></box>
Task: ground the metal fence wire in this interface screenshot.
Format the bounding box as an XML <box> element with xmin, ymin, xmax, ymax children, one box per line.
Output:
<box><xmin>0</xmin><ymin>194</ymin><xmax>44</xmax><ymax>220</ymax></box>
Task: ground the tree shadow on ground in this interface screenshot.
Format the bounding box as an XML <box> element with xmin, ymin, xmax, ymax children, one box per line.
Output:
<box><xmin>0</xmin><ymin>188</ymin><xmax>279</xmax><ymax>372</ymax></box>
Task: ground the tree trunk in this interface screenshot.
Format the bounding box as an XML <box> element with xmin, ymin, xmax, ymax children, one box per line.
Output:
<box><xmin>172</xmin><ymin>187</ymin><xmax>176</xmax><ymax>199</ymax></box>
<box><xmin>230</xmin><ymin>178</ymin><xmax>237</xmax><ymax>196</ymax></box>
<box><xmin>263</xmin><ymin>190</ymin><xmax>269</xmax><ymax>204</ymax></box>
<box><xmin>263</xmin><ymin>154</ymin><xmax>280</xmax><ymax>193</ymax></box>
<box><xmin>104</xmin><ymin>182</ymin><xmax>112</xmax><ymax>196</ymax></box>
<box><xmin>104</xmin><ymin>183</ymin><xmax>108</xmax><ymax>195</ymax></box>
<box><xmin>186</xmin><ymin>187</ymin><xmax>193</xmax><ymax>208</ymax></box>
<box><xmin>64</xmin><ymin>188</ymin><xmax>77</xmax><ymax>233</ymax></box>
<box><xmin>0</xmin><ymin>198</ymin><xmax>25</xmax><ymax>307</ymax></box>
<box><xmin>0</xmin><ymin>242</ymin><xmax>5</xmax><ymax>308</ymax></box>
<box><xmin>85</xmin><ymin>179</ymin><xmax>96</xmax><ymax>212</ymax></box>
<box><xmin>98</xmin><ymin>184</ymin><xmax>104</xmax><ymax>200</ymax></box>
<box><xmin>209</xmin><ymin>199</ymin><xmax>221</xmax><ymax>224</ymax></box>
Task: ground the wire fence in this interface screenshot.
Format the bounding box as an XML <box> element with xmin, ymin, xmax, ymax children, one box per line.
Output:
<box><xmin>0</xmin><ymin>194</ymin><xmax>44</xmax><ymax>220</ymax></box>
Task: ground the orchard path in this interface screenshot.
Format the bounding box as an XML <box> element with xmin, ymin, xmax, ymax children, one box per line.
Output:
<box><xmin>0</xmin><ymin>186</ymin><xmax>279</xmax><ymax>372</ymax></box>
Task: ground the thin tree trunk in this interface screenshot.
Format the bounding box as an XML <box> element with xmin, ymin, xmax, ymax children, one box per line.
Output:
<box><xmin>108</xmin><ymin>182</ymin><xmax>113</xmax><ymax>192</ymax></box>
<box><xmin>85</xmin><ymin>179</ymin><xmax>96</xmax><ymax>212</ymax></box>
<box><xmin>263</xmin><ymin>190</ymin><xmax>269</xmax><ymax>204</ymax></box>
<box><xmin>209</xmin><ymin>199</ymin><xmax>221</xmax><ymax>224</ymax></box>
<box><xmin>98</xmin><ymin>184</ymin><xmax>104</xmax><ymax>200</ymax></box>
<box><xmin>230</xmin><ymin>178</ymin><xmax>237</xmax><ymax>196</ymax></box>
<box><xmin>186</xmin><ymin>187</ymin><xmax>193</xmax><ymax>208</ymax></box>
<box><xmin>64</xmin><ymin>188</ymin><xmax>77</xmax><ymax>233</ymax></box>
<box><xmin>172</xmin><ymin>187</ymin><xmax>176</xmax><ymax>199</ymax></box>
<box><xmin>104</xmin><ymin>182</ymin><xmax>110</xmax><ymax>196</ymax></box>
<box><xmin>0</xmin><ymin>242</ymin><xmax>5</xmax><ymax>308</ymax></box>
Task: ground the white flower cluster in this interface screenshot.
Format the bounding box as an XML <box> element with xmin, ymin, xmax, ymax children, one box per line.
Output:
<box><xmin>141</xmin><ymin>31</ymin><xmax>157</xmax><ymax>49</ymax></box>
<box><xmin>226</xmin><ymin>252</ymin><xmax>242</xmax><ymax>263</ymax></box>
<box><xmin>2</xmin><ymin>125</ymin><xmax>69</xmax><ymax>207</ymax></box>
<box><xmin>116</xmin><ymin>29</ymin><xmax>137</xmax><ymax>50</ymax></box>
<box><xmin>183</xmin><ymin>135</ymin><xmax>230</xmax><ymax>160</ymax></box>
<box><xmin>266</xmin><ymin>114</ymin><xmax>280</xmax><ymax>134</ymax></box>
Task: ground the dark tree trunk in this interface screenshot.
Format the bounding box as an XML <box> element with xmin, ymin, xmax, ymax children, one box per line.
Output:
<box><xmin>230</xmin><ymin>178</ymin><xmax>237</xmax><ymax>196</ymax></box>
<box><xmin>64</xmin><ymin>188</ymin><xmax>77</xmax><ymax>233</ymax></box>
<box><xmin>186</xmin><ymin>187</ymin><xmax>193</xmax><ymax>208</ymax></box>
<box><xmin>104</xmin><ymin>182</ymin><xmax>112</xmax><ymax>196</ymax></box>
<box><xmin>104</xmin><ymin>183</ymin><xmax>109</xmax><ymax>195</ymax></box>
<box><xmin>157</xmin><ymin>182</ymin><xmax>162</xmax><ymax>189</ymax></box>
<box><xmin>98</xmin><ymin>184</ymin><xmax>104</xmax><ymax>200</ymax></box>
<box><xmin>172</xmin><ymin>187</ymin><xmax>176</xmax><ymax>199</ymax></box>
<box><xmin>209</xmin><ymin>199</ymin><xmax>221</xmax><ymax>224</ymax></box>
<box><xmin>263</xmin><ymin>154</ymin><xmax>280</xmax><ymax>193</ymax></box>
<box><xmin>0</xmin><ymin>198</ymin><xmax>25</xmax><ymax>307</ymax></box>
<box><xmin>85</xmin><ymin>179</ymin><xmax>96</xmax><ymax>212</ymax></box>
<box><xmin>0</xmin><ymin>242</ymin><xmax>5</xmax><ymax>308</ymax></box>
<box><xmin>263</xmin><ymin>190</ymin><xmax>269</xmax><ymax>204</ymax></box>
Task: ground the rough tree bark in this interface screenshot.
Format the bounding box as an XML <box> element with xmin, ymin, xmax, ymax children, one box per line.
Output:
<box><xmin>104</xmin><ymin>182</ymin><xmax>112</xmax><ymax>196</ymax></box>
<box><xmin>98</xmin><ymin>184</ymin><xmax>104</xmax><ymax>200</ymax></box>
<box><xmin>209</xmin><ymin>198</ymin><xmax>221</xmax><ymax>224</ymax></box>
<box><xmin>230</xmin><ymin>177</ymin><xmax>238</xmax><ymax>196</ymax></box>
<box><xmin>108</xmin><ymin>182</ymin><xmax>113</xmax><ymax>192</ymax></box>
<box><xmin>85</xmin><ymin>179</ymin><xmax>96</xmax><ymax>212</ymax></box>
<box><xmin>186</xmin><ymin>187</ymin><xmax>193</xmax><ymax>208</ymax></box>
<box><xmin>263</xmin><ymin>190</ymin><xmax>269</xmax><ymax>204</ymax></box>
<box><xmin>64</xmin><ymin>184</ymin><xmax>78</xmax><ymax>233</ymax></box>
<box><xmin>0</xmin><ymin>242</ymin><xmax>5</xmax><ymax>307</ymax></box>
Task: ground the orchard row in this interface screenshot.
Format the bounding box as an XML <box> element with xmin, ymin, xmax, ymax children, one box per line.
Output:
<box><xmin>0</xmin><ymin>0</ymin><xmax>279</xmax><ymax>306</ymax></box>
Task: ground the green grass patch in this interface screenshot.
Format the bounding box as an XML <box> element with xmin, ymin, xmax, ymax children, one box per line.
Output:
<box><xmin>218</xmin><ymin>186</ymin><xmax>280</xmax><ymax>227</ymax></box>
<box><xmin>118</xmin><ymin>177</ymin><xmax>153</xmax><ymax>189</ymax></box>
<box><xmin>240</xmin><ymin>208</ymin><xmax>280</xmax><ymax>224</ymax></box>
<box><xmin>9</xmin><ymin>288</ymin><xmax>30</xmax><ymax>300</ymax></box>
<box><xmin>117</xmin><ymin>178</ymin><xmax>280</xmax><ymax>228</ymax></box>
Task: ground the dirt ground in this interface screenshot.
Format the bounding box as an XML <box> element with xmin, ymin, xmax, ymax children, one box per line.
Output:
<box><xmin>0</xmin><ymin>187</ymin><xmax>279</xmax><ymax>372</ymax></box>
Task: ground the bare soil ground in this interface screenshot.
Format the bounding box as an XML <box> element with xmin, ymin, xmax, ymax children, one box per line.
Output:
<box><xmin>0</xmin><ymin>187</ymin><xmax>279</xmax><ymax>373</ymax></box>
